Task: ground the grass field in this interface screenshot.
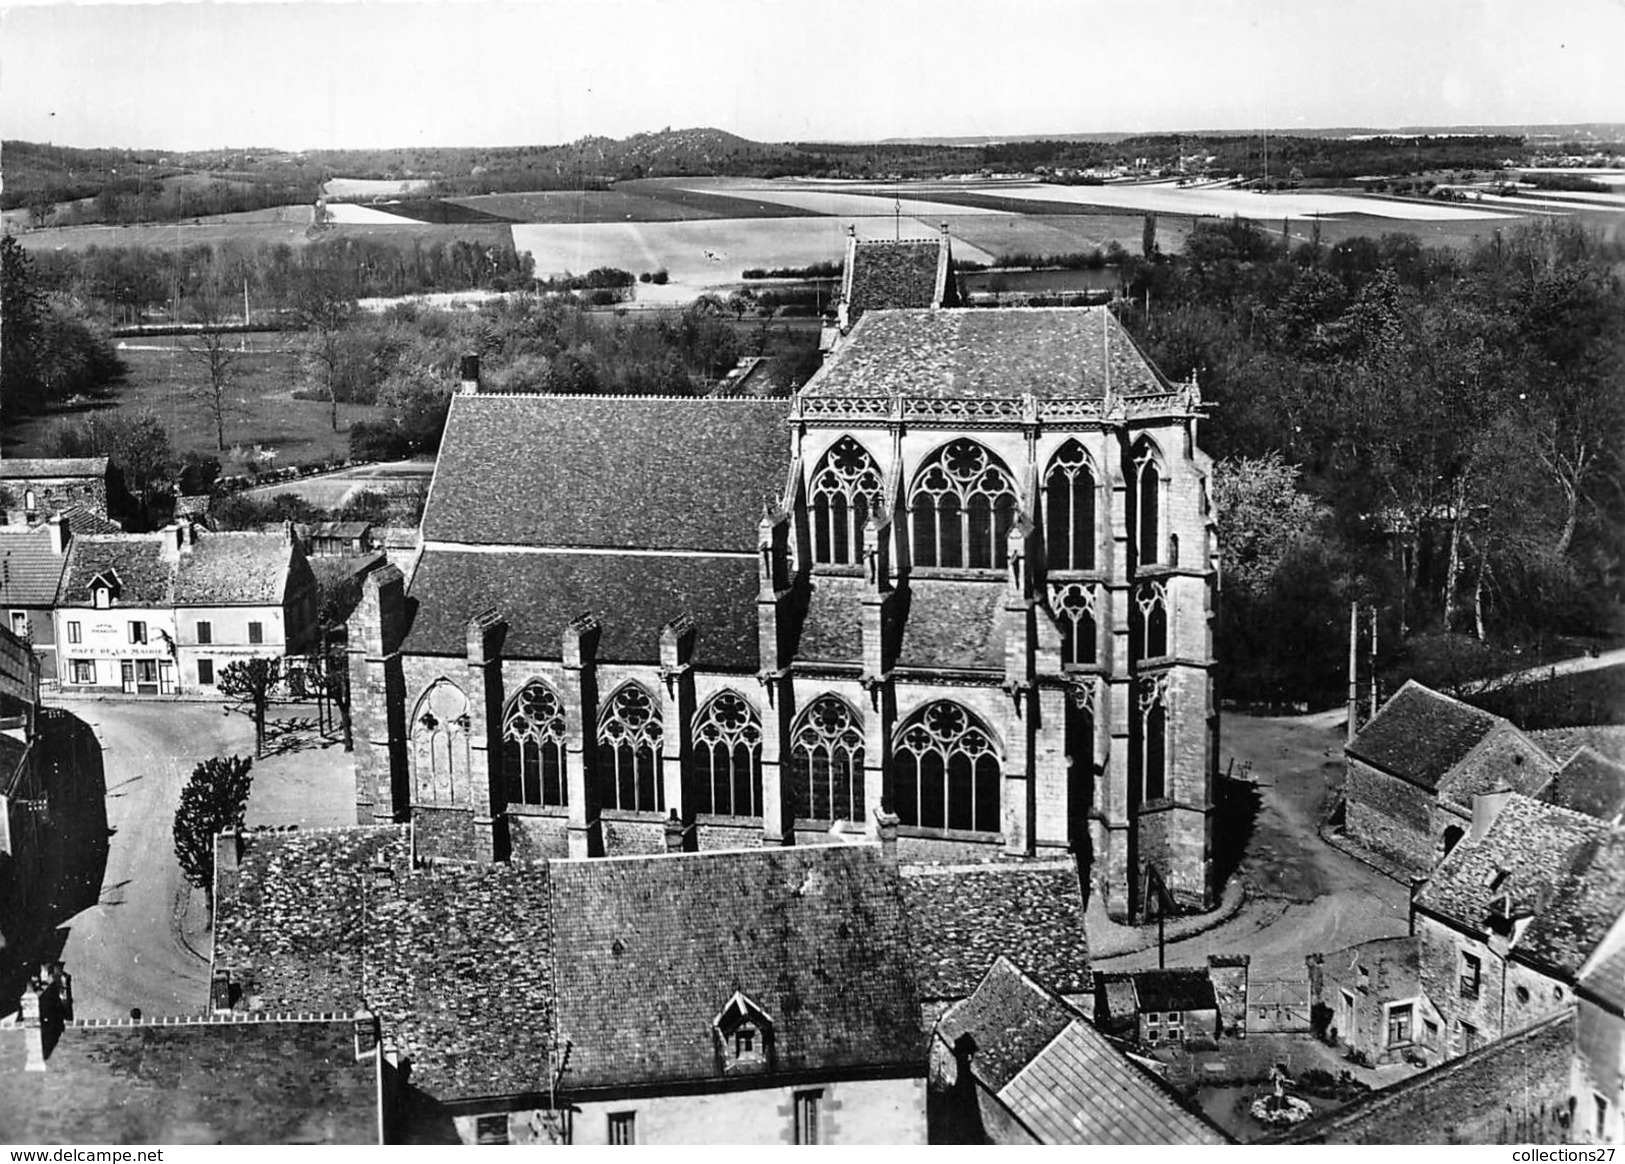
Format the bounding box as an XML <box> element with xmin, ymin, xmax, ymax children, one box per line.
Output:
<box><xmin>948</xmin><ymin>212</ymin><xmax>1192</xmax><ymax>258</ymax></box>
<box><xmin>12</xmin><ymin>220</ymin><xmax>314</xmax><ymax>252</ymax></box>
<box><xmin>450</xmin><ymin>188</ymin><xmax>762</xmax><ymax>223</ymax></box>
<box><xmin>0</xmin><ymin>344</ymin><xmax>386</xmax><ymax>471</ymax></box>
<box><xmin>322</xmin><ymin>177</ymin><xmax>434</xmax><ymax>198</ymax></box>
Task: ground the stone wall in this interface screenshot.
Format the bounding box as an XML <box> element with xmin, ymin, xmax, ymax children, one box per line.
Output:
<box><xmin>1345</xmin><ymin>760</ymin><xmax>1434</xmax><ymax>872</ymax></box>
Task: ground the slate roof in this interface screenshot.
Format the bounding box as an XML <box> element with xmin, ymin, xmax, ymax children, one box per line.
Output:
<box><xmin>549</xmin><ymin>844</ymin><xmax>920</xmax><ymax>1092</ymax></box>
<box><xmin>175</xmin><ymin>532</ymin><xmax>293</xmax><ymax>606</ymax></box>
<box><xmin>895</xmin><ymin>581</ymin><xmax>1009</xmax><ymax>672</ymax></box>
<box><xmin>212</xmin><ymin>826</ymin><xmax>412</xmax><ymax>1014</ymax></box>
<box><xmin>57</xmin><ymin>506</ymin><xmax>121</xmax><ymax>536</ymax></box>
<box><xmin>1274</xmin><ymin>1008</ymin><xmax>1577</xmax><ymax>1145</ymax></box>
<box><xmin>0</xmin><ymin>527</ymin><xmax>68</xmax><ymax>606</ymax></box>
<box><xmin>935</xmin><ymin>957</ymin><xmax>1076</xmax><ymax>1092</ymax></box>
<box><xmin>1532</xmin><ymin>725</ymin><xmax>1625</xmax><ymax>767</ymax></box>
<box><xmin>1348</xmin><ymin>680</ymin><xmax>1504</xmax><ymax>790</ymax></box>
<box><xmin>794</xmin><ymin>574</ymin><xmax>865</xmax><ymax>663</ymax></box>
<box><xmin>1580</xmin><ymin>944</ymin><xmax>1625</xmax><ymax>1014</ymax></box>
<box><xmin>0</xmin><ymin>457</ymin><xmax>108</xmax><ymax>480</ymax></box>
<box><xmin>844</xmin><ymin>238</ymin><xmax>947</xmax><ymax>324</ymax></box>
<box><xmin>1125</xmin><ymin>968</ymin><xmax>1218</xmax><ymax>1012</ymax></box>
<box><xmin>366</xmin><ymin>862</ymin><xmax>555</xmax><ymax>1102</ymax></box>
<box><xmin>404</xmin><ymin>549</ymin><xmax>761</xmax><ymax>668</ymax></box>
<box><xmin>0</xmin><ymin>1017</ymin><xmax>378</xmax><ymax>1144</ymax></box>
<box><xmin>901</xmin><ymin>860</ymin><xmax>1090</xmax><ymax>1000</ymax></box>
<box><xmin>804</xmin><ymin>307</ymin><xmax>1169</xmax><ymax>400</ymax></box>
<box><xmin>1540</xmin><ymin>747</ymin><xmax>1625</xmax><ymax>820</ymax></box>
<box><xmin>1518</xmin><ymin>828</ymin><xmax>1625</xmax><ymax>979</ymax></box>
<box><xmin>57</xmin><ymin>535</ymin><xmax>177</xmax><ymax>607</ymax></box>
<box><xmin>1415</xmin><ymin>794</ymin><xmax>1609</xmax><ymax>947</ymax></box>
<box><xmin>421</xmin><ymin>395</ymin><xmax>791</xmax><ymax>552</ymax></box>
<box><xmin>1001</xmin><ymin>1019</ymin><xmax>1228</xmax><ymax>1144</ymax></box>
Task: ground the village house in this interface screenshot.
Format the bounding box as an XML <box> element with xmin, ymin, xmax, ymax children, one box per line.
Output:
<box><xmin>930</xmin><ymin>957</ymin><xmax>1227</xmax><ymax>1144</ymax></box>
<box><xmin>50</xmin><ymin>524</ymin><xmax>315</xmax><ymax>696</ymax></box>
<box><xmin>0</xmin><ymin>458</ymin><xmax>110</xmax><ymax>526</ymax></box>
<box><xmin>1344</xmin><ymin>681</ymin><xmax>1557</xmax><ymax>872</ymax></box>
<box><xmin>1092</xmin><ymin>967</ymin><xmax>1222</xmax><ymax>1048</ymax></box>
<box><xmin>0</xmin><ymin>966</ymin><xmax>383</xmax><ymax>1144</ymax></box>
<box><xmin>211</xmin><ymin>825</ymin><xmax>1086</xmax><ymax>1144</ymax></box>
<box><xmin>1411</xmin><ymin>793</ymin><xmax>1625</xmax><ymax>1062</ymax></box>
<box><xmin>1577</xmin><ymin>946</ymin><xmax>1625</xmax><ymax>1143</ymax></box>
<box><xmin>0</xmin><ymin>516</ymin><xmax>72</xmax><ymax>679</ymax></box>
<box><xmin>1307</xmin><ymin>936</ymin><xmax>1446</xmax><ymax>1066</ymax></box>
<box><xmin>349</xmin><ymin>301</ymin><xmax>1221</xmax><ymax>920</ymax></box>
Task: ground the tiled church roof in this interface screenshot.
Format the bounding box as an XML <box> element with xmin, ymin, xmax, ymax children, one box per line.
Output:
<box><xmin>895</xmin><ymin>581</ymin><xmax>1010</xmax><ymax>672</ymax></box>
<box><xmin>421</xmin><ymin>395</ymin><xmax>792</xmax><ymax>552</ymax></box>
<box><xmin>404</xmin><ymin>549</ymin><xmax>761</xmax><ymax>667</ymax></box>
<box><xmin>845</xmin><ymin>239</ymin><xmax>947</xmax><ymax>323</ymax></box>
<box><xmin>794</xmin><ymin>575</ymin><xmax>865</xmax><ymax>663</ymax></box>
<box><xmin>805</xmin><ymin>308</ymin><xmax>1168</xmax><ymax>400</ymax></box>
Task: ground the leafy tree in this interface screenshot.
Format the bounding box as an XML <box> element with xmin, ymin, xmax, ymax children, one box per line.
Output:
<box><xmin>217</xmin><ymin>657</ymin><xmax>282</xmax><ymax>759</ymax></box>
<box><xmin>1</xmin><ymin>235</ymin><xmax>45</xmax><ymax>413</ymax></box>
<box><xmin>172</xmin><ymin>754</ymin><xmax>254</xmax><ymax>905</ymax></box>
<box><xmin>1212</xmin><ymin>453</ymin><xmax>1326</xmax><ymax>600</ymax></box>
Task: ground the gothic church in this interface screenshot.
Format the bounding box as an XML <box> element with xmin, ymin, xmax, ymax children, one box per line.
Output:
<box><xmin>348</xmin><ymin>248</ymin><xmax>1220</xmax><ymax>920</ymax></box>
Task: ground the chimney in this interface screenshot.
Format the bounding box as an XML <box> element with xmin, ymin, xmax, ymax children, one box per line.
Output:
<box><xmin>1470</xmin><ymin>788</ymin><xmax>1513</xmax><ymax>843</ymax></box>
<box><xmin>210</xmin><ymin>968</ymin><xmax>233</xmax><ymax>1014</ymax></box>
<box><xmin>20</xmin><ymin>977</ymin><xmax>45</xmax><ymax>1071</ymax></box>
<box><xmin>47</xmin><ymin>513</ymin><xmax>70</xmax><ymax>556</ymax></box>
<box><xmin>664</xmin><ymin>809</ymin><xmax>685</xmax><ymax>853</ymax></box>
<box><xmin>874</xmin><ymin>804</ymin><xmax>900</xmax><ymax>860</ymax></box>
<box><xmin>459</xmin><ymin>353</ymin><xmax>481</xmax><ymax>395</ymax></box>
<box><xmin>161</xmin><ymin>522</ymin><xmax>185</xmax><ymax>557</ymax></box>
<box><xmin>353</xmin><ymin>1007</ymin><xmax>380</xmax><ymax>1060</ymax></box>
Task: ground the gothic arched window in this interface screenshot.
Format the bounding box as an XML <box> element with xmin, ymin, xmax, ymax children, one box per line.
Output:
<box><xmin>1138</xmin><ymin>677</ymin><xmax>1169</xmax><ymax>803</ymax></box>
<box><xmin>1134</xmin><ymin>441</ymin><xmax>1163</xmax><ymax>568</ymax></box>
<box><xmin>909</xmin><ymin>440</ymin><xmax>1018</xmax><ymax>570</ymax></box>
<box><xmin>789</xmin><ymin>695</ymin><xmax>865</xmax><ymax>823</ymax></box>
<box><xmin>810</xmin><ymin>436</ymin><xmax>884</xmax><ymax>566</ymax></box>
<box><xmin>410</xmin><ymin>678</ymin><xmax>473</xmax><ymax>805</ymax></box>
<box><xmin>1051</xmin><ymin>582</ymin><xmax>1097</xmax><ymax>668</ymax></box>
<box><xmin>893</xmin><ymin>701</ymin><xmax>1001</xmax><ymax>833</ymax></box>
<box><xmin>1044</xmin><ymin>440</ymin><xmax>1096</xmax><ymax>571</ymax></box>
<box><xmin>502</xmin><ymin>681</ymin><xmax>567</xmax><ymax>807</ymax></box>
<box><xmin>1132</xmin><ymin>582</ymin><xmax>1169</xmax><ymax>662</ymax></box>
<box><xmin>690</xmin><ymin>690</ymin><xmax>763</xmax><ymax>817</ymax></box>
<box><xmin>596</xmin><ymin>683</ymin><xmax>663</xmax><ymax>813</ymax></box>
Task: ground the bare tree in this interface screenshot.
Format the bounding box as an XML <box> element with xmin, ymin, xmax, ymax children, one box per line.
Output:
<box><xmin>293</xmin><ymin>265</ymin><xmax>357</xmax><ymax>432</ymax></box>
<box><xmin>181</xmin><ymin>291</ymin><xmax>239</xmax><ymax>451</ymax></box>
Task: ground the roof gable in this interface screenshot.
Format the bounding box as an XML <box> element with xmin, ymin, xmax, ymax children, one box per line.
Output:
<box><xmin>1349</xmin><ymin>681</ymin><xmax>1504</xmax><ymax>790</ymax></box>
<box><xmin>936</xmin><ymin>957</ymin><xmax>1076</xmax><ymax>1092</ymax></box>
<box><xmin>420</xmin><ymin>395</ymin><xmax>791</xmax><ymax>552</ymax></box>
<box><xmin>843</xmin><ymin>237</ymin><xmax>949</xmax><ymax>324</ymax></box>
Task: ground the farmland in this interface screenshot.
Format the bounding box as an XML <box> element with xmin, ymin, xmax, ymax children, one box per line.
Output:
<box><xmin>13</xmin><ymin>219</ymin><xmax>315</xmax><ymax>252</ymax></box>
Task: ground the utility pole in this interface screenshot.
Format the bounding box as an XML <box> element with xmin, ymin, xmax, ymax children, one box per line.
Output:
<box><xmin>1369</xmin><ymin>605</ymin><xmax>1379</xmax><ymax>719</ymax></box>
<box><xmin>1347</xmin><ymin>601</ymin><xmax>1360</xmax><ymax>745</ymax></box>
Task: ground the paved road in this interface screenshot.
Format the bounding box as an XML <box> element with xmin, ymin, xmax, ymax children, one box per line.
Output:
<box><xmin>43</xmin><ymin>696</ymin><xmax>355</xmax><ymax>1020</ymax></box>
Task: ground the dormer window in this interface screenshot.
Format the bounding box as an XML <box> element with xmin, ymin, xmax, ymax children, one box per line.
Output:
<box><xmin>714</xmin><ymin>991</ymin><xmax>774</xmax><ymax>1073</ymax></box>
<box><xmin>94</xmin><ymin>586</ymin><xmax>111</xmax><ymax>609</ymax></box>
<box><xmin>89</xmin><ymin>570</ymin><xmax>121</xmax><ymax>609</ymax></box>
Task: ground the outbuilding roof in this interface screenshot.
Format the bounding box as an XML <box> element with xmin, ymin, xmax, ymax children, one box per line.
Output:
<box><xmin>1348</xmin><ymin>680</ymin><xmax>1504</xmax><ymax>790</ymax></box>
<box><xmin>1540</xmin><ymin>747</ymin><xmax>1625</xmax><ymax>821</ymax></box>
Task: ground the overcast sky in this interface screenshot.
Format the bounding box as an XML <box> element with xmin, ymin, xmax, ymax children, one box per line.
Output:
<box><xmin>2</xmin><ymin>0</ymin><xmax>1622</xmax><ymax>151</ymax></box>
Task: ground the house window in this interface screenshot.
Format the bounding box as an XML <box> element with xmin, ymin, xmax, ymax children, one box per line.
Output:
<box><xmin>1515</xmin><ymin>984</ymin><xmax>1530</xmax><ymax>1004</ymax></box>
<box><xmin>788</xmin><ymin>695</ymin><xmax>864</xmax><ymax>823</ymax></box>
<box><xmin>1044</xmin><ymin>439</ymin><xmax>1096</xmax><ymax>571</ymax></box>
<box><xmin>909</xmin><ymin>439</ymin><xmax>1018</xmax><ymax>570</ymax></box>
<box><xmin>8</xmin><ymin>611</ymin><xmax>25</xmax><ymax>638</ymax></box>
<box><xmin>67</xmin><ymin>620</ymin><xmax>81</xmax><ymax>644</ymax></box>
<box><xmin>23</xmin><ymin>490</ymin><xmax>37</xmax><ymax>511</ymax></box>
<box><xmin>596</xmin><ymin>683</ymin><xmax>663</xmax><ymax>813</ymax></box>
<box><xmin>607</xmin><ymin>1112</ymin><xmax>636</xmax><ymax>1146</ymax></box>
<box><xmin>1146</xmin><ymin>1011</ymin><xmax>1162</xmax><ymax>1040</ymax></box>
<box><xmin>71</xmin><ymin>660</ymin><xmax>95</xmax><ymax>684</ymax></box>
<box><xmin>1164</xmin><ymin>1011</ymin><xmax>1185</xmax><ymax>1043</ymax></box>
<box><xmin>93</xmin><ymin>587</ymin><xmax>110</xmax><ymax>609</ymax></box>
<box><xmin>501</xmin><ymin>681</ymin><xmax>568</xmax><ymax>807</ymax></box>
<box><xmin>1460</xmin><ymin>1020</ymin><xmax>1482</xmax><ymax>1053</ymax></box>
<box><xmin>732</xmin><ymin>1023</ymin><xmax>765</xmax><ymax>1064</ymax></box>
<box><xmin>794</xmin><ymin>1090</ymin><xmax>822</xmax><ymax>1145</ymax></box>
<box><xmin>1387</xmin><ymin>1003</ymin><xmax>1413</xmax><ymax>1047</ymax></box>
<box><xmin>474</xmin><ymin>1114</ymin><xmax>508</xmax><ymax>1146</ymax></box>
<box><xmin>1051</xmin><ymin>582</ymin><xmax>1097</xmax><ymax>667</ymax></box>
<box><xmin>1424</xmin><ymin>1018</ymin><xmax>1439</xmax><ymax>1043</ymax></box>
<box><xmin>1459</xmin><ymin>951</ymin><xmax>1482</xmax><ymax>1000</ymax></box>
<box><xmin>196</xmin><ymin>620</ymin><xmax>212</xmax><ymax>645</ymax></box>
<box><xmin>247</xmin><ymin>621</ymin><xmax>264</xmax><ymax>645</ymax></box>
<box><xmin>128</xmin><ymin>620</ymin><xmax>148</xmax><ymax>644</ymax></box>
<box><xmin>892</xmin><ymin>701</ymin><xmax>1001</xmax><ymax>832</ymax></box>
<box><xmin>809</xmin><ymin>436</ymin><xmax>884</xmax><ymax>566</ymax></box>
<box><xmin>690</xmin><ymin>690</ymin><xmax>763</xmax><ymax>817</ymax></box>
<box><xmin>197</xmin><ymin>659</ymin><xmax>215</xmax><ymax>686</ymax></box>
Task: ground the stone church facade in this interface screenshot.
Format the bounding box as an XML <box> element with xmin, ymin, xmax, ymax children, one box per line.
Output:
<box><xmin>347</xmin><ymin>303</ymin><xmax>1219</xmax><ymax>919</ymax></box>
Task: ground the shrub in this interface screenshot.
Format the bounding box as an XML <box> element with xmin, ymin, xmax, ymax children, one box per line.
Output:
<box><xmin>651</xmin><ymin>269</ymin><xmax>669</xmax><ymax>285</ymax></box>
